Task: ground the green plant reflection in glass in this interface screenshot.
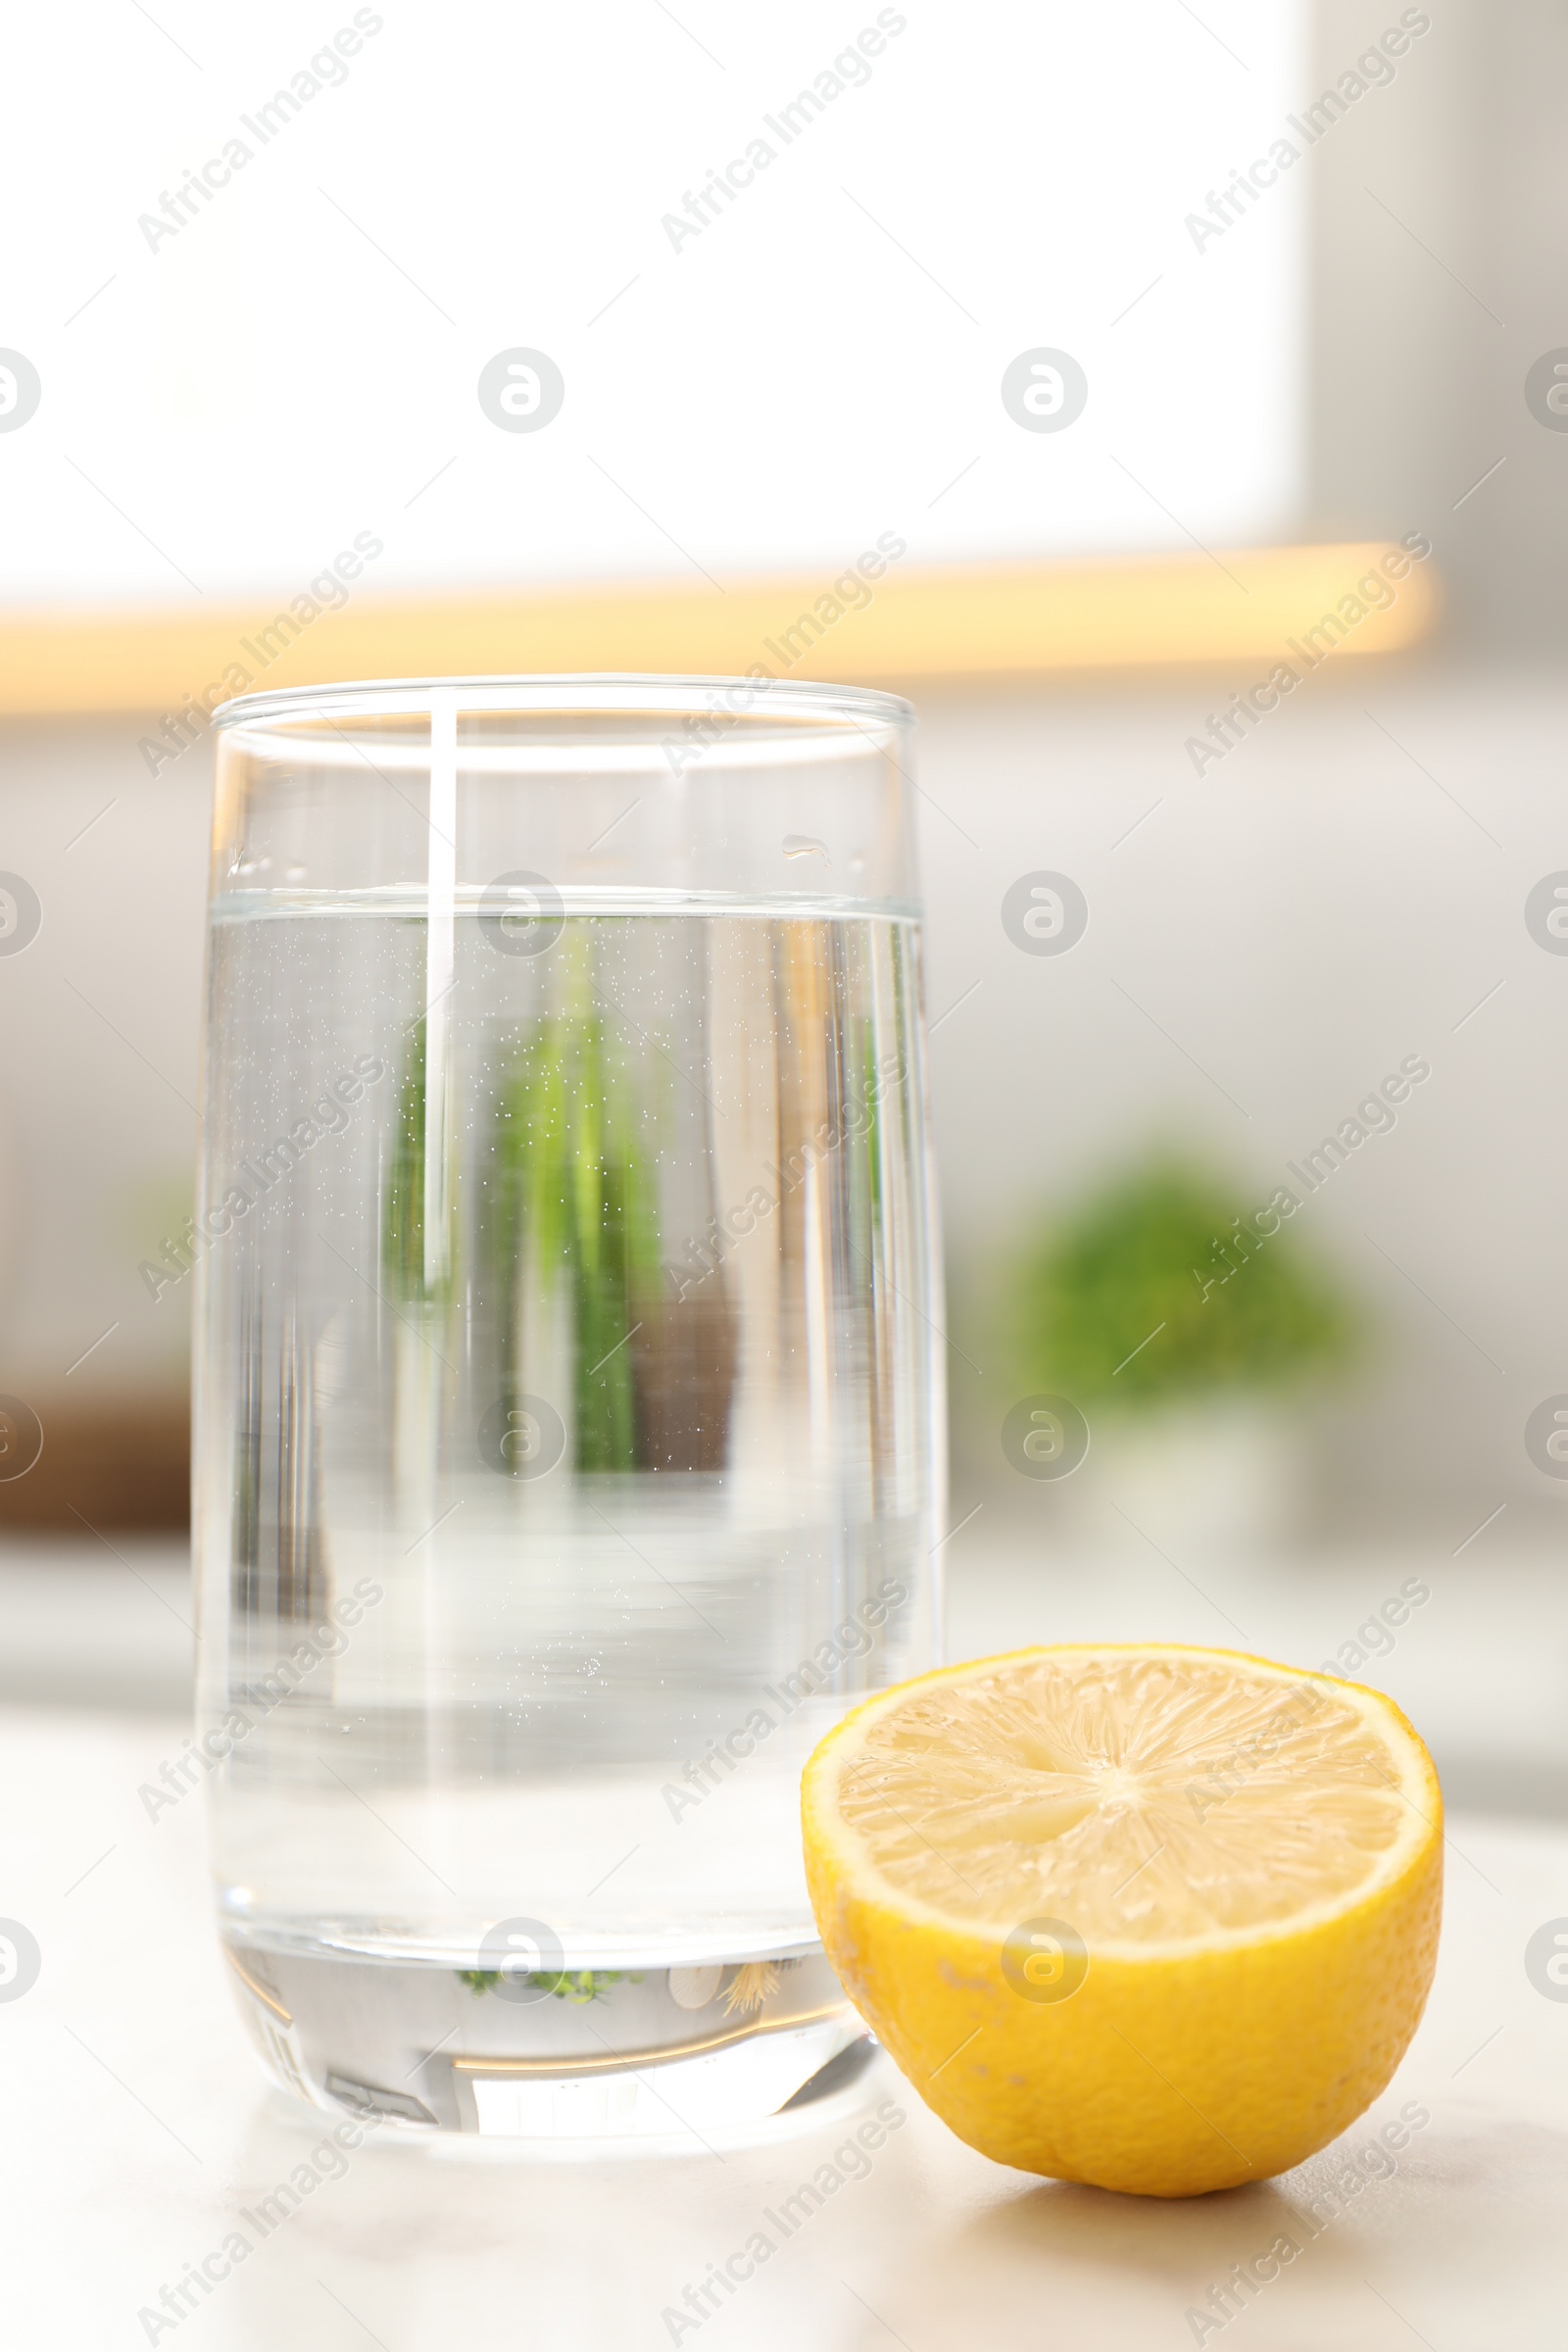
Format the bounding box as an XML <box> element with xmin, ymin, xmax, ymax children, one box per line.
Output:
<box><xmin>494</xmin><ymin>980</ymin><xmax>662</xmax><ymax>1475</ymax></box>
<box><xmin>382</xmin><ymin>1013</ymin><xmax>429</xmax><ymax>1304</ymax></box>
<box><xmin>379</xmin><ymin>924</ymin><xmax>664</xmax><ymax>1475</ymax></box>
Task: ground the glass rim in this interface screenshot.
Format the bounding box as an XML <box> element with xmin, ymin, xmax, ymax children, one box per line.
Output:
<box><xmin>211</xmin><ymin>672</ymin><xmax>915</xmax><ymax>735</ymax></box>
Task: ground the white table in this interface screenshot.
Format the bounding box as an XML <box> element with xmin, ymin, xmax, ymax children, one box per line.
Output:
<box><xmin>4</xmin><ymin>1706</ymin><xmax>1566</xmax><ymax>2350</ymax></box>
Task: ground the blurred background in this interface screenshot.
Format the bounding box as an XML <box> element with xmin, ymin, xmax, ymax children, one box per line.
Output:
<box><xmin>3</xmin><ymin>0</ymin><xmax>1566</xmax><ymax>1810</ymax></box>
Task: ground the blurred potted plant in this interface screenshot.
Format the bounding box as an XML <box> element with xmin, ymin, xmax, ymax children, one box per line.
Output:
<box><xmin>1011</xmin><ymin>1153</ymin><xmax>1360</xmax><ymax>1554</ymax></box>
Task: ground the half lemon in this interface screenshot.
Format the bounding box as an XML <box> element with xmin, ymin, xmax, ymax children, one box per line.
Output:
<box><xmin>803</xmin><ymin>1642</ymin><xmax>1442</xmax><ymax>2196</ymax></box>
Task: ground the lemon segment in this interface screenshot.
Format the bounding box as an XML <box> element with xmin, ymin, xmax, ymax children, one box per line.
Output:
<box><xmin>803</xmin><ymin>1642</ymin><xmax>1442</xmax><ymax>2197</ymax></box>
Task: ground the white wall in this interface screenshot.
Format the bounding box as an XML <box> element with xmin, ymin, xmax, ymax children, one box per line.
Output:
<box><xmin>0</xmin><ymin>717</ymin><xmax>207</xmax><ymax>1401</ymax></box>
<box><xmin>917</xmin><ymin>659</ymin><xmax>1568</xmax><ymax>1538</ymax></box>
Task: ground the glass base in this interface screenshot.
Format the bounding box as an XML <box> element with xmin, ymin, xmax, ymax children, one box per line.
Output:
<box><xmin>222</xmin><ymin>1935</ymin><xmax>871</xmax><ymax>2146</ymax></box>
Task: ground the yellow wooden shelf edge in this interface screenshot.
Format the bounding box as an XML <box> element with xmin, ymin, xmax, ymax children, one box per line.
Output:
<box><xmin>0</xmin><ymin>543</ymin><xmax>1436</xmax><ymax>716</ymax></box>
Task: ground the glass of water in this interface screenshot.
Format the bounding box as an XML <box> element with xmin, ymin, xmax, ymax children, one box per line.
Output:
<box><xmin>194</xmin><ymin>675</ymin><xmax>943</xmax><ymax>2145</ymax></box>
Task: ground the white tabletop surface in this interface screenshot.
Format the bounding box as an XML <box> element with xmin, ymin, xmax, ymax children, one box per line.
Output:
<box><xmin>4</xmin><ymin>1698</ymin><xmax>1567</xmax><ymax>2351</ymax></box>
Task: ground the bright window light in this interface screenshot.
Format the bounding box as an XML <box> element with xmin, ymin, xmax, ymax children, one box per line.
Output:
<box><xmin>1</xmin><ymin>0</ymin><xmax>1304</xmax><ymax>606</ymax></box>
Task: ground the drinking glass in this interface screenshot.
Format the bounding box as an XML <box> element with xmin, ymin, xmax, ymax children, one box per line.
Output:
<box><xmin>194</xmin><ymin>675</ymin><xmax>942</xmax><ymax>2144</ymax></box>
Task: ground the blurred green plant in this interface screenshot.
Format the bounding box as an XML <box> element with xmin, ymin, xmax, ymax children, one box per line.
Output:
<box><xmin>1013</xmin><ymin>1155</ymin><xmax>1359</xmax><ymax>1413</ymax></box>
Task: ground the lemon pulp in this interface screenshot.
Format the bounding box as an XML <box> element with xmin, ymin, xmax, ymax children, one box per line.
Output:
<box><xmin>827</xmin><ymin>1644</ymin><xmax>1433</xmax><ymax>1949</ymax></box>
